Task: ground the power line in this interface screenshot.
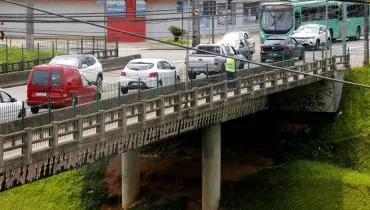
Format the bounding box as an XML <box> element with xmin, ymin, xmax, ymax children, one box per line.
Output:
<box><xmin>1</xmin><ymin>0</ymin><xmax>369</xmax><ymax>89</ymax></box>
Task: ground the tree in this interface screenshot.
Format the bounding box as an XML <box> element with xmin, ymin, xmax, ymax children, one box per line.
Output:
<box><xmin>168</xmin><ymin>26</ymin><xmax>186</xmax><ymax>42</ymax></box>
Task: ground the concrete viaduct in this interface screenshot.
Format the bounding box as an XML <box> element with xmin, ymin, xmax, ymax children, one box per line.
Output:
<box><xmin>0</xmin><ymin>54</ymin><xmax>349</xmax><ymax>209</ymax></box>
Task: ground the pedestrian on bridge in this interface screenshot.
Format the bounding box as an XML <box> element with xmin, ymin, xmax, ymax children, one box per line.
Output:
<box><xmin>0</xmin><ymin>22</ymin><xmax>5</xmax><ymax>41</ymax></box>
<box><xmin>225</xmin><ymin>56</ymin><xmax>236</xmax><ymax>88</ymax></box>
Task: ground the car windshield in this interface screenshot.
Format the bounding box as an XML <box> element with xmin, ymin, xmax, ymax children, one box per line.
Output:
<box><xmin>126</xmin><ymin>62</ymin><xmax>154</xmax><ymax>70</ymax></box>
<box><xmin>264</xmin><ymin>39</ymin><xmax>286</xmax><ymax>45</ymax></box>
<box><xmin>50</xmin><ymin>56</ymin><xmax>80</xmax><ymax>68</ymax></box>
<box><xmin>194</xmin><ymin>46</ymin><xmax>221</xmax><ymax>54</ymax></box>
<box><xmin>297</xmin><ymin>27</ymin><xmax>319</xmax><ymax>34</ymax></box>
<box><xmin>261</xmin><ymin>5</ymin><xmax>293</xmax><ymax>33</ymax></box>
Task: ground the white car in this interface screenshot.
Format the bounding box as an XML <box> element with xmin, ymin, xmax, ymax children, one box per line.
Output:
<box><xmin>0</xmin><ymin>88</ymin><xmax>24</xmax><ymax>124</ymax></box>
<box><xmin>120</xmin><ymin>59</ymin><xmax>181</xmax><ymax>94</ymax></box>
<box><xmin>49</xmin><ymin>54</ymin><xmax>103</xmax><ymax>90</ymax></box>
<box><xmin>218</xmin><ymin>31</ymin><xmax>255</xmax><ymax>47</ymax></box>
<box><xmin>291</xmin><ymin>24</ymin><xmax>331</xmax><ymax>50</ymax></box>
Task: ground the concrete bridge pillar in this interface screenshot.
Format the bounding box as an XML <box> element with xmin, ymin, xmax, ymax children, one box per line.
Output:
<box><xmin>202</xmin><ymin>123</ymin><xmax>221</xmax><ymax>210</ymax></box>
<box><xmin>121</xmin><ymin>150</ymin><xmax>140</xmax><ymax>210</ymax></box>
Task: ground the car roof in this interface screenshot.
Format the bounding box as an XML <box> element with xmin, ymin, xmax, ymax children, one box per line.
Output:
<box><xmin>52</xmin><ymin>54</ymin><xmax>92</xmax><ymax>59</ymax></box>
<box><xmin>129</xmin><ymin>58</ymin><xmax>166</xmax><ymax>63</ymax></box>
<box><xmin>299</xmin><ymin>24</ymin><xmax>324</xmax><ymax>28</ymax></box>
<box><xmin>33</xmin><ymin>64</ymin><xmax>79</xmax><ymax>70</ymax></box>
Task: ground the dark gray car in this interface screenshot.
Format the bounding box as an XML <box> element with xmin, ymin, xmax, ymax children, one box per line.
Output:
<box><xmin>260</xmin><ymin>36</ymin><xmax>304</xmax><ymax>63</ymax></box>
<box><xmin>235</xmin><ymin>39</ymin><xmax>255</xmax><ymax>61</ymax></box>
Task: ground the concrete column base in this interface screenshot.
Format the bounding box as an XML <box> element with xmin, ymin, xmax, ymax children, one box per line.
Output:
<box><xmin>202</xmin><ymin>123</ymin><xmax>221</xmax><ymax>210</ymax></box>
<box><xmin>121</xmin><ymin>150</ymin><xmax>140</xmax><ymax>209</ymax></box>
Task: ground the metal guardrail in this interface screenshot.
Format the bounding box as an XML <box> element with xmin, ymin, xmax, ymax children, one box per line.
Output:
<box><xmin>0</xmin><ymin>55</ymin><xmax>350</xmax><ymax>190</ymax></box>
<box><xmin>0</xmin><ymin>36</ymin><xmax>119</xmax><ymax>74</ymax></box>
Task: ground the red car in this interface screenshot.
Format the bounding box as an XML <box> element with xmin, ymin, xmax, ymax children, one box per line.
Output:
<box><xmin>27</xmin><ymin>64</ymin><xmax>98</xmax><ymax>114</ymax></box>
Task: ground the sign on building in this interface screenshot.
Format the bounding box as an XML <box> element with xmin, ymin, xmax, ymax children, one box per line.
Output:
<box><xmin>106</xmin><ymin>0</ymin><xmax>126</xmax><ymax>17</ymax></box>
<box><xmin>136</xmin><ymin>0</ymin><xmax>146</xmax><ymax>17</ymax></box>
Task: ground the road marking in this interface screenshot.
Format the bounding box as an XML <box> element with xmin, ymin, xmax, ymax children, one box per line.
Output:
<box><xmin>172</xmin><ymin>60</ymin><xmax>185</xmax><ymax>63</ymax></box>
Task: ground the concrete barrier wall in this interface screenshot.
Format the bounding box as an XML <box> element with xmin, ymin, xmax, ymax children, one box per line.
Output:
<box><xmin>0</xmin><ymin>54</ymin><xmax>141</xmax><ymax>88</ymax></box>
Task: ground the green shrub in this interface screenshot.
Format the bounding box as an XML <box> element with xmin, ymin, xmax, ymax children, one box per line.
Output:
<box><xmin>80</xmin><ymin>159</ymin><xmax>109</xmax><ymax>210</ymax></box>
<box><xmin>168</xmin><ymin>26</ymin><xmax>186</xmax><ymax>42</ymax></box>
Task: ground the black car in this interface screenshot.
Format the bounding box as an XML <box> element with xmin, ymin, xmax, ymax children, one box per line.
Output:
<box><xmin>260</xmin><ymin>36</ymin><xmax>304</xmax><ymax>62</ymax></box>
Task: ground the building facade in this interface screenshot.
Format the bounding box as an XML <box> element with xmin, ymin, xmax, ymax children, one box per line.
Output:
<box><xmin>0</xmin><ymin>0</ymin><xmax>260</xmax><ymax>42</ymax></box>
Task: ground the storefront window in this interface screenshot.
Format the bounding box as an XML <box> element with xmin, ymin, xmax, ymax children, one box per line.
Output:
<box><xmin>217</xmin><ymin>3</ymin><xmax>235</xmax><ymax>26</ymax></box>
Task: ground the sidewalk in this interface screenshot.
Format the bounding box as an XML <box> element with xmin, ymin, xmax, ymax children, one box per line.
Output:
<box><xmin>119</xmin><ymin>32</ymin><xmax>260</xmax><ymax>51</ymax></box>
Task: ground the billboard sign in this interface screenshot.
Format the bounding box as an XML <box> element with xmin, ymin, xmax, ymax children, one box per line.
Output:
<box><xmin>136</xmin><ymin>0</ymin><xmax>146</xmax><ymax>17</ymax></box>
<box><xmin>106</xmin><ymin>0</ymin><xmax>126</xmax><ymax>17</ymax></box>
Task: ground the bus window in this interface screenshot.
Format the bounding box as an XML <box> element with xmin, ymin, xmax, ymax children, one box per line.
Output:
<box><xmin>260</xmin><ymin>5</ymin><xmax>293</xmax><ymax>33</ymax></box>
<box><xmin>295</xmin><ymin>11</ymin><xmax>301</xmax><ymax>29</ymax></box>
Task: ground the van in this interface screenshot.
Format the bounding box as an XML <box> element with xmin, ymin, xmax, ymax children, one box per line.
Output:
<box><xmin>27</xmin><ymin>64</ymin><xmax>98</xmax><ymax>114</ymax></box>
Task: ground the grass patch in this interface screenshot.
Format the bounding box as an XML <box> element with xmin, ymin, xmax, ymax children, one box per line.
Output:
<box><xmin>0</xmin><ymin>169</ymin><xmax>83</xmax><ymax>210</ymax></box>
<box><xmin>0</xmin><ymin>46</ymin><xmax>63</xmax><ymax>72</ymax></box>
<box><xmin>222</xmin><ymin>160</ymin><xmax>370</xmax><ymax>210</ymax></box>
<box><xmin>316</xmin><ymin>67</ymin><xmax>370</xmax><ymax>142</ymax></box>
<box><xmin>160</xmin><ymin>38</ymin><xmax>192</xmax><ymax>47</ymax></box>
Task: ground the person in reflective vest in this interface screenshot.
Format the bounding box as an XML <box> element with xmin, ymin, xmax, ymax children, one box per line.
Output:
<box><xmin>225</xmin><ymin>57</ymin><xmax>236</xmax><ymax>80</ymax></box>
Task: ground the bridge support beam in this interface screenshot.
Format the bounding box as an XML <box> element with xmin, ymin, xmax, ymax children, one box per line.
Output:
<box><xmin>121</xmin><ymin>150</ymin><xmax>140</xmax><ymax>210</ymax></box>
<box><xmin>202</xmin><ymin>123</ymin><xmax>221</xmax><ymax>210</ymax></box>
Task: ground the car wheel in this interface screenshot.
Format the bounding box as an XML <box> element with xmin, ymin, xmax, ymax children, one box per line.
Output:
<box><xmin>176</xmin><ymin>75</ymin><xmax>181</xmax><ymax>82</ymax></box>
<box><xmin>299</xmin><ymin>50</ymin><xmax>304</xmax><ymax>60</ymax></box>
<box><xmin>356</xmin><ymin>27</ymin><xmax>361</xmax><ymax>40</ymax></box>
<box><xmin>261</xmin><ymin>57</ymin><xmax>266</xmax><ymax>63</ymax></box>
<box><xmin>18</xmin><ymin>108</ymin><xmax>26</xmax><ymax>118</ymax></box>
<box><xmin>188</xmin><ymin>72</ymin><xmax>196</xmax><ymax>80</ymax></box>
<box><xmin>121</xmin><ymin>87</ymin><xmax>128</xmax><ymax>94</ymax></box>
<box><xmin>158</xmin><ymin>79</ymin><xmax>163</xmax><ymax>86</ymax></box>
<box><xmin>96</xmin><ymin>75</ymin><xmax>103</xmax><ymax>93</ymax></box>
<box><xmin>31</xmin><ymin>107</ymin><xmax>39</xmax><ymax>114</ymax></box>
<box><xmin>314</xmin><ymin>40</ymin><xmax>320</xmax><ymax>50</ymax></box>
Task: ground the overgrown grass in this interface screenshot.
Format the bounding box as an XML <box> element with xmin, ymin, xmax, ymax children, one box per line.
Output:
<box><xmin>0</xmin><ymin>46</ymin><xmax>63</xmax><ymax>72</ymax></box>
<box><xmin>0</xmin><ymin>170</ymin><xmax>83</xmax><ymax>210</ymax></box>
<box><xmin>221</xmin><ymin>160</ymin><xmax>370</xmax><ymax>210</ymax></box>
<box><xmin>0</xmin><ymin>46</ymin><xmax>60</xmax><ymax>63</ymax></box>
<box><xmin>316</xmin><ymin>67</ymin><xmax>370</xmax><ymax>142</ymax></box>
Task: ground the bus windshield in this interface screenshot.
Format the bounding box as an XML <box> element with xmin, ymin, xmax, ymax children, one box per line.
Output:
<box><xmin>261</xmin><ymin>5</ymin><xmax>293</xmax><ymax>33</ymax></box>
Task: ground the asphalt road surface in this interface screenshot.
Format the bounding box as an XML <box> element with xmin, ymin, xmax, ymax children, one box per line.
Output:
<box><xmin>3</xmin><ymin>37</ymin><xmax>365</xmax><ymax>118</ymax></box>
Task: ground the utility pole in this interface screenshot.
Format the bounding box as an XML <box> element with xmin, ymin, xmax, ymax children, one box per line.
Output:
<box><xmin>342</xmin><ymin>2</ymin><xmax>347</xmax><ymax>56</ymax></box>
<box><xmin>225</xmin><ymin>0</ymin><xmax>228</xmax><ymax>33</ymax></box>
<box><xmin>26</xmin><ymin>0</ymin><xmax>34</xmax><ymax>50</ymax></box>
<box><xmin>325</xmin><ymin>0</ymin><xmax>328</xmax><ymax>60</ymax></box>
<box><xmin>364</xmin><ymin>3</ymin><xmax>369</xmax><ymax>65</ymax></box>
<box><xmin>211</xmin><ymin>2</ymin><xmax>215</xmax><ymax>43</ymax></box>
<box><xmin>192</xmin><ymin>0</ymin><xmax>200</xmax><ymax>47</ymax></box>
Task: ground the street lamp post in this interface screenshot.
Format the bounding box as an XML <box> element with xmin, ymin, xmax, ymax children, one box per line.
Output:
<box><xmin>325</xmin><ymin>0</ymin><xmax>328</xmax><ymax>60</ymax></box>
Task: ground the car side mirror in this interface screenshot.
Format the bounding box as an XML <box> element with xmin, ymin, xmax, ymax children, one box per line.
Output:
<box><xmin>81</xmin><ymin>64</ymin><xmax>88</xmax><ymax>69</ymax></box>
<box><xmin>170</xmin><ymin>65</ymin><xmax>176</xmax><ymax>69</ymax></box>
<box><xmin>11</xmin><ymin>98</ymin><xmax>17</xmax><ymax>102</ymax></box>
<box><xmin>90</xmin><ymin>81</ymin><xmax>97</xmax><ymax>86</ymax></box>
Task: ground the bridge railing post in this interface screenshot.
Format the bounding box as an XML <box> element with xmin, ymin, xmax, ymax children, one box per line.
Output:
<box><xmin>175</xmin><ymin>93</ymin><xmax>182</xmax><ymax>115</ymax></box>
<box><xmin>25</xmin><ymin>127</ymin><xmax>33</xmax><ymax>161</ymax></box>
<box><xmin>76</xmin><ymin>115</ymin><xmax>84</xmax><ymax>142</ymax></box>
<box><xmin>191</xmin><ymin>88</ymin><xmax>198</xmax><ymax>108</ymax></box>
<box><xmin>139</xmin><ymin>101</ymin><xmax>146</xmax><ymax>127</ymax></box>
<box><xmin>51</xmin><ymin>121</ymin><xmax>58</xmax><ymax>149</ymax></box>
<box><xmin>158</xmin><ymin>96</ymin><xmax>165</xmax><ymax>119</ymax></box>
<box><xmin>209</xmin><ymin>85</ymin><xmax>214</xmax><ymax>109</ymax></box>
<box><xmin>121</xmin><ymin>105</ymin><xmax>127</xmax><ymax>134</ymax></box>
<box><xmin>98</xmin><ymin>110</ymin><xmax>105</xmax><ymax>135</ymax></box>
<box><xmin>0</xmin><ymin>135</ymin><xmax>4</xmax><ymax>166</ymax></box>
